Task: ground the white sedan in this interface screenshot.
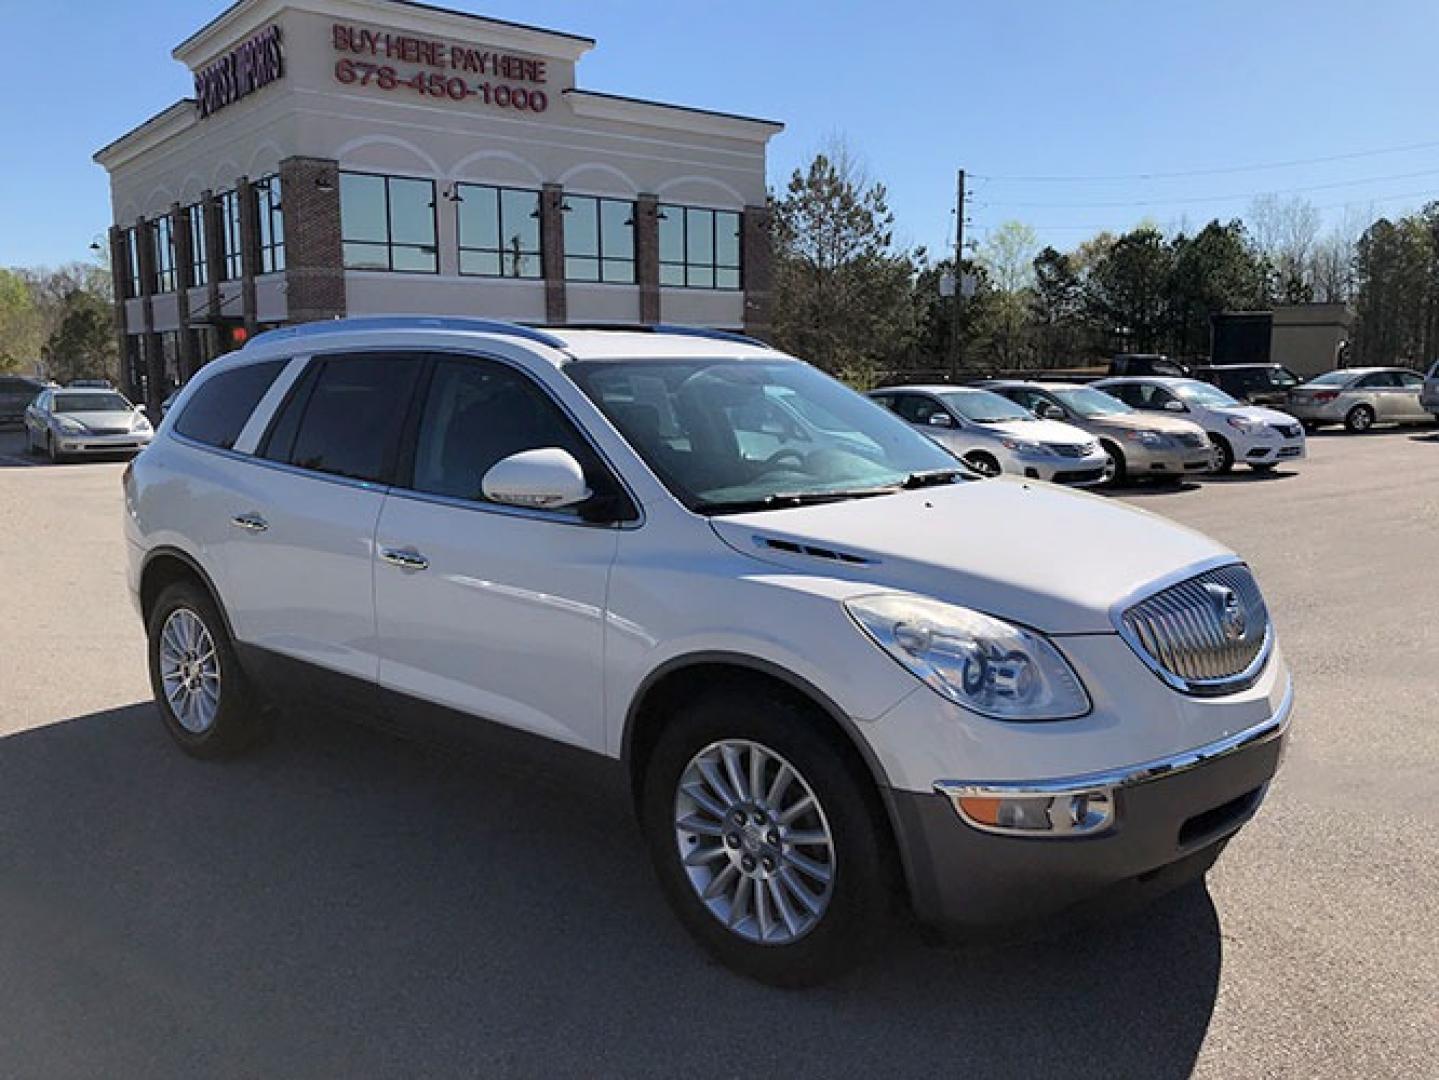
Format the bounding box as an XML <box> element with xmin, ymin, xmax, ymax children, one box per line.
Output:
<box><xmin>870</xmin><ymin>385</ymin><xmax>1110</xmax><ymax>485</ymax></box>
<box><xmin>24</xmin><ymin>386</ymin><xmax>153</xmax><ymax>462</ymax></box>
<box><xmin>1093</xmin><ymin>376</ymin><xmax>1305</xmax><ymax>474</ymax></box>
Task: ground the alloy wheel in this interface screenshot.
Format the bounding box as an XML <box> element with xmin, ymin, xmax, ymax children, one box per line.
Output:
<box><xmin>158</xmin><ymin>607</ymin><xmax>222</xmax><ymax>734</ymax></box>
<box><xmin>673</xmin><ymin>739</ymin><xmax>836</xmax><ymax>945</ymax></box>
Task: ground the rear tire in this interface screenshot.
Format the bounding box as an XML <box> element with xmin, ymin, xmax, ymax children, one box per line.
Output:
<box><xmin>639</xmin><ymin>685</ymin><xmax>893</xmax><ymax>987</ymax></box>
<box><xmin>1344</xmin><ymin>404</ymin><xmax>1375</xmax><ymax>433</ymax></box>
<box><xmin>147</xmin><ymin>580</ymin><xmax>266</xmax><ymax>758</ymax></box>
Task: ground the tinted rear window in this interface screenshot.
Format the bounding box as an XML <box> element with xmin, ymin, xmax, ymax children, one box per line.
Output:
<box><xmin>264</xmin><ymin>355</ymin><xmax>420</xmax><ymax>484</ymax></box>
<box><xmin>174</xmin><ymin>361</ymin><xmax>287</xmax><ymax>449</ymax></box>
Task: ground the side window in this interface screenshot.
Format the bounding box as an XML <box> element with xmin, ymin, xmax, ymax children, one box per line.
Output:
<box><xmin>1397</xmin><ymin>371</ymin><xmax>1423</xmax><ymax>388</ymax></box>
<box><xmin>173</xmin><ymin>360</ymin><xmax>287</xmax><ymax>450</ymax></box>
<box><xmin>1009</xmin><ymin>388</ymin><xmax>1048</xmax><ymax>415</ymax></box>
<box><xmin>263</xmin><ymin>355</ymin><xmax>421</xmax><ymax>483</ymax></box>
<box><xmin>892</xmin><ymin>394</ymin><xmax>942</xmax><ymax>425</ymax></box>
<box><xmin>1357</xmin><ymin>372</ymin><xmax>1397</xmax><ymax>389</ymax></box>
<box><xmin>1103</xmin><ymin>384</ymin><xmax>1140</xmax><ymax>407</ymax></box>
<box><xmin>408</xmin><ymin>358</ymin><xmax>606</xmax><ymax>514</ymax></box>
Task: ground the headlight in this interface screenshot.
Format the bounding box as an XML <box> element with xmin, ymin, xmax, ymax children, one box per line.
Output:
<box><xmin>55</xmin><ymin>417</ymin><xmax>87</xmax><ymax>434</ymax></box>
<box><xmin>1227</xmin><ymin>416</ymin><xmax>1269</xmax><ymax>435</ymax></box>
<box><xmin>999</xmin><ymin>437</ymin><xmax>1044</xmax><ymax>454</ymax></box>
<box><xmin>1123</xmin><ymin>429</ymin><xmax>1167</xmax><ymax>446</ymax></box>
<box><xmin>845</xmin><ymin>594</ymin><xmax>1090</xmax><ymax>721</ymax></box>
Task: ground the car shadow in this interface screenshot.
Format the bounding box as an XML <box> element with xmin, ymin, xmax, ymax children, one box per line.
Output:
<box><xmin>0</xmin><ymin>704</ymin><xmax>1223</xmax><ymax>1078</ymax></box>
<box><xmin>1196</xmin><ymin>468</ymin><xmax>1300</xmax><ymax>485</ymax></box>
<box><xmin>1105</xmin><ymin>480</ymin><xmax>1204</xmax><ymax>498</ymax></box>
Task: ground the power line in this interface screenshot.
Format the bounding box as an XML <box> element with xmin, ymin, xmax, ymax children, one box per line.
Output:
<box><xmin>974</xmin><ymin>166</ymin><xmax>1439</xmax><ymax>209</ymax></box>
<box><xmin>971</xmin><ymin>139</ymin><xmax>1439</xmax><ymax>182</ymax></box>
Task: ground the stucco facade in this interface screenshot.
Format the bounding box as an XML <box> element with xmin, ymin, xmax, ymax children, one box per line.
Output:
<box><xmin>94</xmin><ymin>0</ymin><xmax>782</xmax><ymax>405</ymax></box>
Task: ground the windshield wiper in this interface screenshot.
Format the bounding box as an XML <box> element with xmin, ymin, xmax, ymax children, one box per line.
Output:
<box><xmin>696</xmin><ymin>486</ymin><xmax>901</xmax><ymax>515</ymax></box>
<box><xmin>902</xmin><ymin>468</ymin><xmax>967</xmax><ymax>489</ymax></box>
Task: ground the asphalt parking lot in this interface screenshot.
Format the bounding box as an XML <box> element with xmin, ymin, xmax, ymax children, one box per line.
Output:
<box><xmin>1</xmin><ymin>426</ymin><xmax>1435</xmax><ymax>1079</ymax></box>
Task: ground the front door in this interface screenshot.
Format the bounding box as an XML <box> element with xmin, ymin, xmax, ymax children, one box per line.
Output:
<box><xmin>373</xmin><ymin>354</ymin><xmax>623</xmax><ymax>752</ymax></box>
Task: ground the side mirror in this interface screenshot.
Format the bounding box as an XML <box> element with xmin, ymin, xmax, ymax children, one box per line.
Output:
<box><xmin>482</xmin><ymin>448</ymin><xmax>592</xmax><ymax>510</ymax></box>
<box><xmin>927</xmin><ymin>412</ymin><xmax>954</xmax><ymax>428</ymax></box>
<box><xmin>1163</xmin><ymin>399</ymin><xmax>1186</xmax><ymax>413</ymax></box>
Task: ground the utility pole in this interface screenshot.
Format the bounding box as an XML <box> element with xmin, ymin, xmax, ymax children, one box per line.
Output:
<box><xmin>947</xmin><ymin>168</ymin><xmax>966</xmax><ymax>381</ymax></box>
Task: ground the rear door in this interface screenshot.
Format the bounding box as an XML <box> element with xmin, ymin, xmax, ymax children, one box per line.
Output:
<box><xmin>1394</xmin><ymin>370</ymin><xmax>1427</xmax><ymax>419</ymax></box>
<box><xmin>1355</xmin><ymin>371</ymin><xmax>1403</xmax><ymax>420</ymax></box>
<box><xmin>221</xmin><ymin>352</ymin><xmax>422</xmax><ymax>688</ymax></box>
<box><xmin>372</xmin><ymin>354</ymin><xmax>624</xmax><ymax>751</ymax></box>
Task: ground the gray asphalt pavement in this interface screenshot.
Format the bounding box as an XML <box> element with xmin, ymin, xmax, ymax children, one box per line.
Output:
<box><xmin>1</xmin><ymin>425</ymin><xmax>1435</xmax><ymax>1079</ymax></box>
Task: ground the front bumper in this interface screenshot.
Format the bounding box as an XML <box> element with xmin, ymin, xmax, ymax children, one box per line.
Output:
<box><xmin>887</xmin><ymin>688</ymin><xmax>1291</xmax><ymax>928</ymax></box>
<box><xmin>1015</xmin><ymin>451</ymin><xmax>1111</xmax><ymax>487</ymax></box>
<box><xmin>1121</xmin><ymin>441</ymin><xmax>1214</xmax><ymax>475</ymax></box>
<box><xmin>1237</xmin><ymin>436</ymin><xmax>1305</xmax><ymax>464</ymax></box>
<box><xmin>55</xmin><ymin>431</ymin><xmax>152</xmax><ymax>454</ymax></box>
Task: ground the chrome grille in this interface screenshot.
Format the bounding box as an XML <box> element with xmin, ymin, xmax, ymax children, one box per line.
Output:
<box><xmin>1046</xmin><ymin>442</ymin><xmax>1096</xmax><ymax>458</ymax></box>
<box><xmin>1118</xmin><ymin>563</ymin><xmax>1271</xmax><ymax>695</ymax></box>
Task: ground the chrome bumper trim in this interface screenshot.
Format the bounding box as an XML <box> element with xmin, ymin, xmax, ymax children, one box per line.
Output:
<box><xmin>934</xmin><ymin>677</ymin><xmax>1293</xmax><ymax>802</ymax></box>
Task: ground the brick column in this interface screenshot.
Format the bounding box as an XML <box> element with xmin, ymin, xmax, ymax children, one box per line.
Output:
<box><xmin>107</xmin><ymin>225</ymin><xmax>136</xmax><ymax>399</ymax></box>
<box><xmin>202</xmin><ymin>189</ymin><xmax>224</xmax><ymax>332</ymax></box>
<box><xmin>741</xmin><ymin>204</ymin><xmax>774</xmax><ymax>341</ymax></box>
<box><xmin>134</xmin><ymin>217</ymin><xmax>166</xmax><ymax>410</ymax></box>
<box><xmin>541</xmin><ymin>182</ymin><xmax>566</xmax><ymax>324</ymax></box>
<box><xmin>171</xmin><ymin>200</ymin><xmax>199</xmax><ymax>382</ymax></box>
<box><xmin>635</xmin><ymin>194</ymin><xmax>660</xmax><ymax>325</ymax></box>
<box><xmin>278</xmin><ymin>156</ymin><xmax>345</xmax><ymax>325</ymax></box>
<box><xmin>237</xmin><ymin>176</ymin><xmax>260</xmax><ymax>335</ymax></box>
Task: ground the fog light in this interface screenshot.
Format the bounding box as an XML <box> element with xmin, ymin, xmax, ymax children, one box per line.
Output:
<box><xmin>949</xmin><ymin>788</ymin><xmax>1114</xmax><ymax>837</ymax></box>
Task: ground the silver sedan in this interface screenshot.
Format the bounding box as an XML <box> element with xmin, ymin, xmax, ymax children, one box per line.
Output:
<box><xmin>24</xmin><ymin>387</ymin><xmax>153</xmax><ymax>462</ymax></box>
<box><xmin>1287</xmin><ymin>367</ymin><xmax>1434</xmax><ymax>433</ymax></box>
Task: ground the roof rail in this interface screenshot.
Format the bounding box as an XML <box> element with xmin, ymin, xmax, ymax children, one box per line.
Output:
<box><xmin>652</xmin><ymin>324</ymin><xmax>769</xmax><ymax>347</ymax></box>
<box><xmin>246</xmin><ymin>316</ymin><xmax>569</xmax><ymax>350</ymax></box>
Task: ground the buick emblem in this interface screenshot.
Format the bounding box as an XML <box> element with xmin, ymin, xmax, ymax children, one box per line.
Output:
<box><xmin>1205</xmin><ymin>583</ymin><xmax>1247</xmax><ymax>642</ymax></box>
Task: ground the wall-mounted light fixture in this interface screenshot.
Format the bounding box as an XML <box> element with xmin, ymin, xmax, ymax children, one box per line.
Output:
<box><xmin>315</xmin><ymin>175</ymin><xmax>335</xmax><ymax>194</ymax></box>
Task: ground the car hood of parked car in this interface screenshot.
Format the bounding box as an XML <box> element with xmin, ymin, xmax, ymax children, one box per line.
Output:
<box><xmin>709</xmin><ymin>479</ymin><xmax>1230</xmax><ymax>634</ymax></box>
<box><xmin>970</xmin><ymin>417</ymin><xmax>1095</xmax><ymax>446</ymax></box>
<box><xmin>1210</xmin><ymin>404</ymin><xmax>1296</xmax><ymax>426</ymax></box>
<box><xmin>52</xmin><ymin>409</ymin><xmax>141</xmax><ymax>430</ymax></box>
<box><xmin>1078</xmin><ymin>412</ymin><xmax>1204</xmax><ymax>437</ymax></box>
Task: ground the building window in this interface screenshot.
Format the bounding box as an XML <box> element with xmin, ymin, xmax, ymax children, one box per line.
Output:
<box><xmin>218</xmin><ymin>189</ymin><xmax>243</xmax><ymax>281</ymax></box>
<box><xmin>152</xmin><ymin>214</ymin><xmax>177</xmax><ymax>293</ymax></box>
<box><xmin>340</xmin><ymin>172</ymin><xmax>438</xmax><ymax>273</ymax></box>
<box><xmin>660</xmin><ymin>206</ymin><xmax>741</xmax><ymax>290</ymax></box>
<box><xmin>255</xmin><ymin>175</ymin><xmax>285</xmax><ymax>274</ymax></box>
<box><xmin>123</xmin><ymin>227</ymin><xmax>140</xmax><ymax>299</ymax></box>
<box><xmin>457</xmin><ymin>184</ymin><xmax>541</xmax><ymax>278</ymax></box>
<box><xmin>563</xmin><ymin>195</ymin><xmax>634</xmax><ymax>284</ymax></box>
<box><xmin>186</xmin><ymin>203</ymin><xmax>209</xmax><ymax>288</ymax></box>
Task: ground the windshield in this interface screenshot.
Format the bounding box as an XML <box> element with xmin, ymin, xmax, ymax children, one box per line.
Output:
<box><xmin>566</xmin><ymin>359</ymin><xmax>963</xmax><ymax>513</ymax></box>
<box><xmin>1173</xmin><ymin>381</ymin><xmax>1240</xmax><ymax>407</ymax></box>
<box><xmin>53</xmin><ymin>392</ymin><xmax>132</xmax><ymax>413</ymax></box>
<box><xmin>1051</xmin><ymin>386</ymin><xmax>1133</xmax><ymax>417</ymax></box>
<box><xmin>939</xmin><ymin>390</ymin><xmax>1035</xmax><ymax>423</ymax></box>
<box><xmin>1305</xmin><ymin>370</ymin><xmax>1358</xmax><ymax>387</ymax></box>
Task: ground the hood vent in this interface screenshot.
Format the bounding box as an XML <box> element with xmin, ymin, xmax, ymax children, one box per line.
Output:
<box><xmin>755</xmin><ymin>536</ymin><xmax>874</xmax><ymax>566</ymax></box>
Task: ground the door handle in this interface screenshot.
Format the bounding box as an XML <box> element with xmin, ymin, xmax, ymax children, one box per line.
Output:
<box><xmin>380</xmin><ymin>547</ymin><xmax>430</xmax><ymax>571</ymax></box>
<box><xmin>231</xmin><ymin>512</ymin><xmax>269</xmax><ymax>533</ymax></box>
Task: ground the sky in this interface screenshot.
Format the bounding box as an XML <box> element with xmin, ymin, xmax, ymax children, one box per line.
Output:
<box><xmin>3</xmin><ymin>0</ymin><xmax>1439</xmax><ymax>269</ymax></box>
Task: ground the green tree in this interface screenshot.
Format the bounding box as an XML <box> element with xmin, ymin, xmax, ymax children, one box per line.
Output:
<box><xmin>1082</xmin><ymin>227</ymin><xmax>1173</xmax><ymax>353</ymax></box>
<box><xmin>1166</xmin><ymin>220</ymin><xmax>1272</xmax><ymax>356</ymax></box>
<box><xmin>771</xmin><ymin>153</ymin><xmax>920</xmax><ymax>382</ymax></box>
<box><xmin>45</xmin><ymin>289</ymin><xmax>118</xmax><ymax>383</ymax></box>
<box><xmin>1352</xmin><ymin>212</ymin><xmax>1435</xmax><ymax>365</ymax></box>
<box><xmin>977</xmin><ymin>221</ymin><xmax>1038</xmax><ymax>368</ymax></box>
<box><xmin>0</xmin><ymin>268</ymin><xmax>42</xmax><ymax>372</ymax></box>
<box><xmin>1030</xmin><ymin>246</ymin><xmax>1088</xmax><ymax>362</ymax></box>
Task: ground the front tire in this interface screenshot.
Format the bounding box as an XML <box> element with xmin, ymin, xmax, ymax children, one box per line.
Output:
<box><xmin>640</xmin><ymin>686</ymin><xmax>893</xmax><ymax>986</ymax></box>
<box><xmin>1208</xmin><ymin>433</ymin><xmax>1235</xmax><ymax>474</ymax></box>
<box><xmin>46</xmin><ymin>433</ymin><xmax>63</xmax><ymax>464</ymax></box>
<box><xmin>1099</xmin><ymin>440</ymin><xmax>1127</xmax><ymax>486</ymax></box>
<box><xmin>147</xmin><ymin>581</ymin><xmax>265</xmax><ymax>758</ymax></box>
<box><xmin>1345</xmin><ymin>404</ymin><xmax>1376</xmax><ymax>433</ymax></box>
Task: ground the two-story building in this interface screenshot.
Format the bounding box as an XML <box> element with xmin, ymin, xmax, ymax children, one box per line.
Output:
<box><xmin>94</xmin><ymin>0</ymin><xmax>783</xmax><ymax>406</ymax></box>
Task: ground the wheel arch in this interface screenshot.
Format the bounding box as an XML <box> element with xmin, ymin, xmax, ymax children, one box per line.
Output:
<box><xmin>621</xmin><ymin>652</ymin><xmax>910</xmax><ymax>899</ymax></box>
<box><xmin>138</xmin><ymin>546</ymin><xmax>235</xmax><ymax>638</ymax></box>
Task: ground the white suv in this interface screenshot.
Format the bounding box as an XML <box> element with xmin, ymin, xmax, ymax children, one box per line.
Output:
<box><xmin>125</xmin><ymin>317</ymin><xmax>1292</xmax><ymax>985</ymax></box>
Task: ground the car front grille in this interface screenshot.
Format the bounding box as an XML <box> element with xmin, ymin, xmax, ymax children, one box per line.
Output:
<box><xmin>1271</xmin><ymin>422</ymin><xmax>1301</xmax><ymax>438</ymax></box>
<box><xmin>1046</xmin><ymin>442</ymin><xmax>1096</xmax><ymax>458</ymax></box>
<box><xmin>86</xmin><ymin>427</ymin><xmax>132</xmax><ymax>435</ymax></box>
<box><xmin>1118</xmin><ymin>563</ymin><xmax>1271</xmax><ymax>695</ymax></box>
<box><xmin>1175</xmin><ymin>432</ymin><xmax>1207</xmax><ymax>449</ymax></box>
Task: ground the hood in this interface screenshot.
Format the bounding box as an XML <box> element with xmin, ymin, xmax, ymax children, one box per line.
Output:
<box><xmin>1215</xmin><ymin>404</ymin><xmax>1293</xmax><ymax>425</ymax></box>
<box><xmin>57</xmin><ymin>410</ymin><xmax>141</xmax><ymax>430</ymax></box>
<box><xmin>976</xmin><ymin>417</ymin><xmax>1093</xmax><ymax>445</ymax></box>
<box><xmin>1082</xmin><ymin>412</ymin><xmax>1204</xmax><ymax>437</ymax></box>
<box><xmin>709</xmin><ymin>479</ymin><xmax>1230</xmax><ymax>634</ymax></box>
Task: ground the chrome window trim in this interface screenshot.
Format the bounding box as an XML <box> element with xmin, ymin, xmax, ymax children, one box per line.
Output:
<box><xmin>167</xmin><ymin>430</ymin><xmax>392</xmax><ymax>496</ymax></box>
<box><xmin>1108</xmin><ymin>556</ymin><xmax>1275</xmax><ymax>697</ymax></box>
<box><xmin>935</xmin><ymin>676</ymin><xmax>1292</xmax><ymax>804</ymax></box>
<box><xmin>384</xmin><ymin>485</ymin><xmax>642</xmax><ymax>530</ymax></box>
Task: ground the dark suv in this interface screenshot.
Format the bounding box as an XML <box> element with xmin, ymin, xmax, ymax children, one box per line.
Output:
<box><xmin>0</xmin><ymin>375</ymin><xmax>48</xmax><ymax>428</ymax></box>
<box><xmin>1108</xmin><ymin>354</ymin><xmax>1190</xmax><ymax>378</ymax></box>
<box><xmin>1191</xmin><ymin>364</ymin><xmax>1301</xmax><ymax>407</ymax></box>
